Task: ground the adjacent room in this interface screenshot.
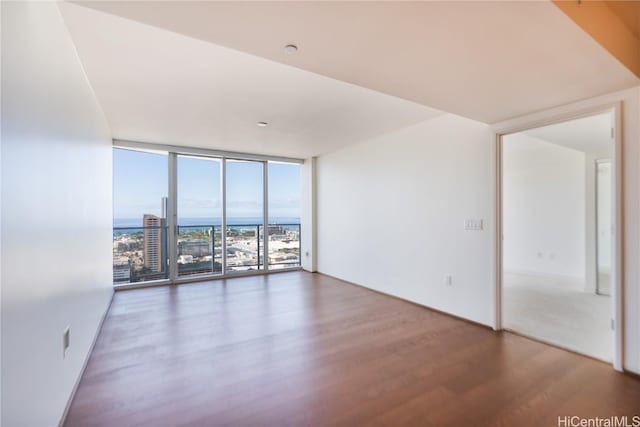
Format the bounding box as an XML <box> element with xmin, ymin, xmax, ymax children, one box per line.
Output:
<box><xmin>3</xmin><ymin>1</ymin><xmax>640</xmax><ymax>426</ymax></box>
<box><xmin>502</xmin><ymin>113</ymin><xmax>615</xmax><ymax>362</ymax></box>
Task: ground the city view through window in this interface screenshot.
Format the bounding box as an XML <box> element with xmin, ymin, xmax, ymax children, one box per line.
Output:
<box><xmin>113</xmin><ymin>148</ymin><xmax>301</xmax><ymax>284</ymax></box>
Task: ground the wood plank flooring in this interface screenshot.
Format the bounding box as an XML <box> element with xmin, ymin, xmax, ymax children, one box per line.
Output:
<box><xmin>65</xmin><ymin>271</ymin><xmax>640</xmax><ymax>426</ymax></box>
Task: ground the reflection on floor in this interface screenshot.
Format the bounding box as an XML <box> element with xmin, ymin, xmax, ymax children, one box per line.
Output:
<box><xmin>503</xmin><ymin>272</ymin><xmax>611</xmax><ymax>361</ymax></box>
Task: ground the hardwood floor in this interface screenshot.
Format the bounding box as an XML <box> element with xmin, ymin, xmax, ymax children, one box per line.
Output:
<box><xmin>65</xmin><ymin>271</ymin><xmax>640</xmax><ymax>426</ymax></box>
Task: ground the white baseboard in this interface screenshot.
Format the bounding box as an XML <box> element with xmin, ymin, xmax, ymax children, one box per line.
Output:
<box><xmin>58</xmin><ymin>289</ymin><xmax>115</xmax><ymax>427</ymax></box>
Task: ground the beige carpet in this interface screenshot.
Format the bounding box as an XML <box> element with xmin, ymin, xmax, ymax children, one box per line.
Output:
<box><xmin>503</xmin><ymin>272</ymin><xmax>612</xmax><ymax>362</ymax></box>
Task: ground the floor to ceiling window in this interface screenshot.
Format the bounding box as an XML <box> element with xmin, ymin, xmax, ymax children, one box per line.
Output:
<box><xmin>112</xmin><ymin>145</ymin><xmax>302</xmax><ymax>286</ymax></box>
<box><xmin>112</xmin><ymin>148</ymin><xmax>169</xmax><ymax>284</ymax></box>
<box><xmin>268</xmin><ymin>161</ymin><xmax>301</xmax><ymax>270</ymax></box>
<box><xmin>225</xmin><ymin>159</ymin><xmax>265</xmax><ymax>273</ymax></box>
<box><xmin>177</xmin><ymin>155</ymin><xmax>223</xmax><ymax>277</ymax></box>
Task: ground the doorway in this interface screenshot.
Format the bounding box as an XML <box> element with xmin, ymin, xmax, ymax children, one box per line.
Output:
<box><xmin>498</xmin><ymin>109</ymin><xmax>621</xmax><ymax>367</ymax></box>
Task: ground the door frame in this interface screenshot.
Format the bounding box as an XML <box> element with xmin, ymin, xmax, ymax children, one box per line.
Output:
<box><xmin>492</xmin><ymin>102</ymin><xmax>623</xmax><ymax>371</ymax></box>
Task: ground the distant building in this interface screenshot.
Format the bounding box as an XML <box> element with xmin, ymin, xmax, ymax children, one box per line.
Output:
<box><xmin>258</xmin><ymin>225</ymin><xmax>287</xmax><ymax>239</ymax></box>
<box><xmin>116</xmin><ymin>239</ymin><xmax>138</xmax><ymax>251</ymax></box>
<box><xmin>113</xmin><ymin>257</ymin><xmax>131</xmax><ymax>283</ymax></box>
<box><xmin>143</xmin><ymin>214</ymin><xmax>164</xmax><ymax>272</ymax></box>
<box><xmin>268</xmin><ymin>225</ymin><xmax>286</xmax><ymax>236</ymax></box>
<box><xmin>178</xmin><ymin>240</ymin><xmax>211</xmax><ymax>257</ymax></box>
<box><xmin>178</xmin><ymin>254</ymin><xmax>194</xmax><ymax>264</ymax></box>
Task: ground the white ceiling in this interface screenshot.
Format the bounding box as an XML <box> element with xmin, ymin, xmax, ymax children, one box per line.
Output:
<box><xmin>523</xmin><ymin>112</ymin><xmax>613</xmax><ymax>155</ymax></box>
<box><xmin>58</xmin><ymin>3</ymin><xmax>442</xmax><ymax>159</ymax></box>
<box><xmin>71</xmin><ymin>0</ymin><xmax>638</xmax><ymax>125</ymax></box>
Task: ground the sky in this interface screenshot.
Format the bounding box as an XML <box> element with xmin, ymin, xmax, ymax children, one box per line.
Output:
<box><xmin>113</xmin><ymin>148</ymin><xmax>301</xmax><ymax>223</ymax></box>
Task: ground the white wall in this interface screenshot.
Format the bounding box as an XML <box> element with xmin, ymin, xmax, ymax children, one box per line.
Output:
<box><xmin>585</xmin><ymin>151</ymin><xmax>613</xmax><ymax>293</ymax></box>
<box><xmin>317</xmin><ymin>114</ymin><xmax>495</xmax><ymax>326</ymax></box>
<box><xmin>502</xmin><ymin>133</ymin><xmax>586</xmax><ymax>284</ymax></box>
<box><xmin>585</xmin><ymin>153</ymin><xmax>598</xmax><ymax>293</ymax></box>
<box><xmin>596</xmin><ymin>160</ymin><xmax>613</xmax><ymax>272</ymax></box>
<box><xmin>1</xmin><ymin>2</ymin><xmax>114</xmax><ymax>426</ymax></box>
<box><xmin>300</xmin><ymin>157</ymin><xmax>317</xmax><ymax>272</ymax></box>
<box><xmin>317</xmin><ymin>88</ymin><xmax>640</xmax><ymax>375</ymax></box>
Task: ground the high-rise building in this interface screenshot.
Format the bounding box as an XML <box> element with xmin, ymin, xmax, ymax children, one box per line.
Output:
<box><xmin>112</xmin><ymin>257</ymin><xmax>131</xmax><ymax>283</ymax></box>
<box><xmin>143</xmin><ymin>214</ymin><xmax>163</xmax><ymax>272</ymax></box>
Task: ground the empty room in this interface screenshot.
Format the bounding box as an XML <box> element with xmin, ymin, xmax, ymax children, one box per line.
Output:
<box><xmin>502</xmin><ymin>112</ymin><xmax>615</xmax><ymax>362</ymax></box>
<box><xmin>2</xmin><ymin>1</ymin><xmax>640</xmax><ymax>427</ymax></box>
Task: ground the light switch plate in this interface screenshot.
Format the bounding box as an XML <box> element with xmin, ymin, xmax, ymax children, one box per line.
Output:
<box><xmin>464</xmin><ymin>219</ymin><xmax>483</xmax><ymax>231</ymax></box>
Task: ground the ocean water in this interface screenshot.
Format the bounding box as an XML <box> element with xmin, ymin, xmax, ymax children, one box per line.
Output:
<box><xmin>114</xmin><ymin>217</ymin><xmax>300</xmax><ymax>231</ymax></box>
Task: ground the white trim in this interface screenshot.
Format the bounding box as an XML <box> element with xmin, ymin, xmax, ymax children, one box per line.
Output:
<box><xmin>168</xmin><ymin>153</ymin><xmax>178</xmax><ymax>282</ymax></box>
<box><xmin>263</xmin><ymin>160</ymin><xmax>269</xmax><ymax>271</ymax></box>
<box><xmin>114</xmin><ymin>278</ymin><xmax>171</xmax><ymax>291</ymax></box>
<box><xmin>221</xmin><ymin>158</ymin><xmax>227</xmax><ymax>274</ymax></box>
<box><xmin>595</xmin><ymin>158</ymin><xmax>613</xmax><ymax>296</ymax></box>
<box><xmin>492</xmin><ymin>132</ymin><xmax>502</xmax><ymax>331</ymax></box>
<box><xmin>493</xmin><ymin>102</ymin><xmax>624</xmax><ymax>371</ymax></box>
<box><xmin>612</xmin><ymin>102</ymin><xmax>624</xmax><ymax>372</ymax></box>
<box><xmin>113</xmin><ymin>267</ymin><xmax>303</xmax><ymax>291</ymax></box>
<box><xmin>113</xmin><ymin>138</ymin><xmax>304</xmax><ymax>164</ymax></box>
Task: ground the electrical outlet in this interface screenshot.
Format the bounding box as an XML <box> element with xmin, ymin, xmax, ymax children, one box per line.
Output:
<box><xmin>444</xmin><ymin>275</ymin><xmax>452</xmax><ymax>286</ymax></box>
<box><xmin>63</xmin><ymin>326</ymin><xmax>70</xmax><ymax>358</ymax></box>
